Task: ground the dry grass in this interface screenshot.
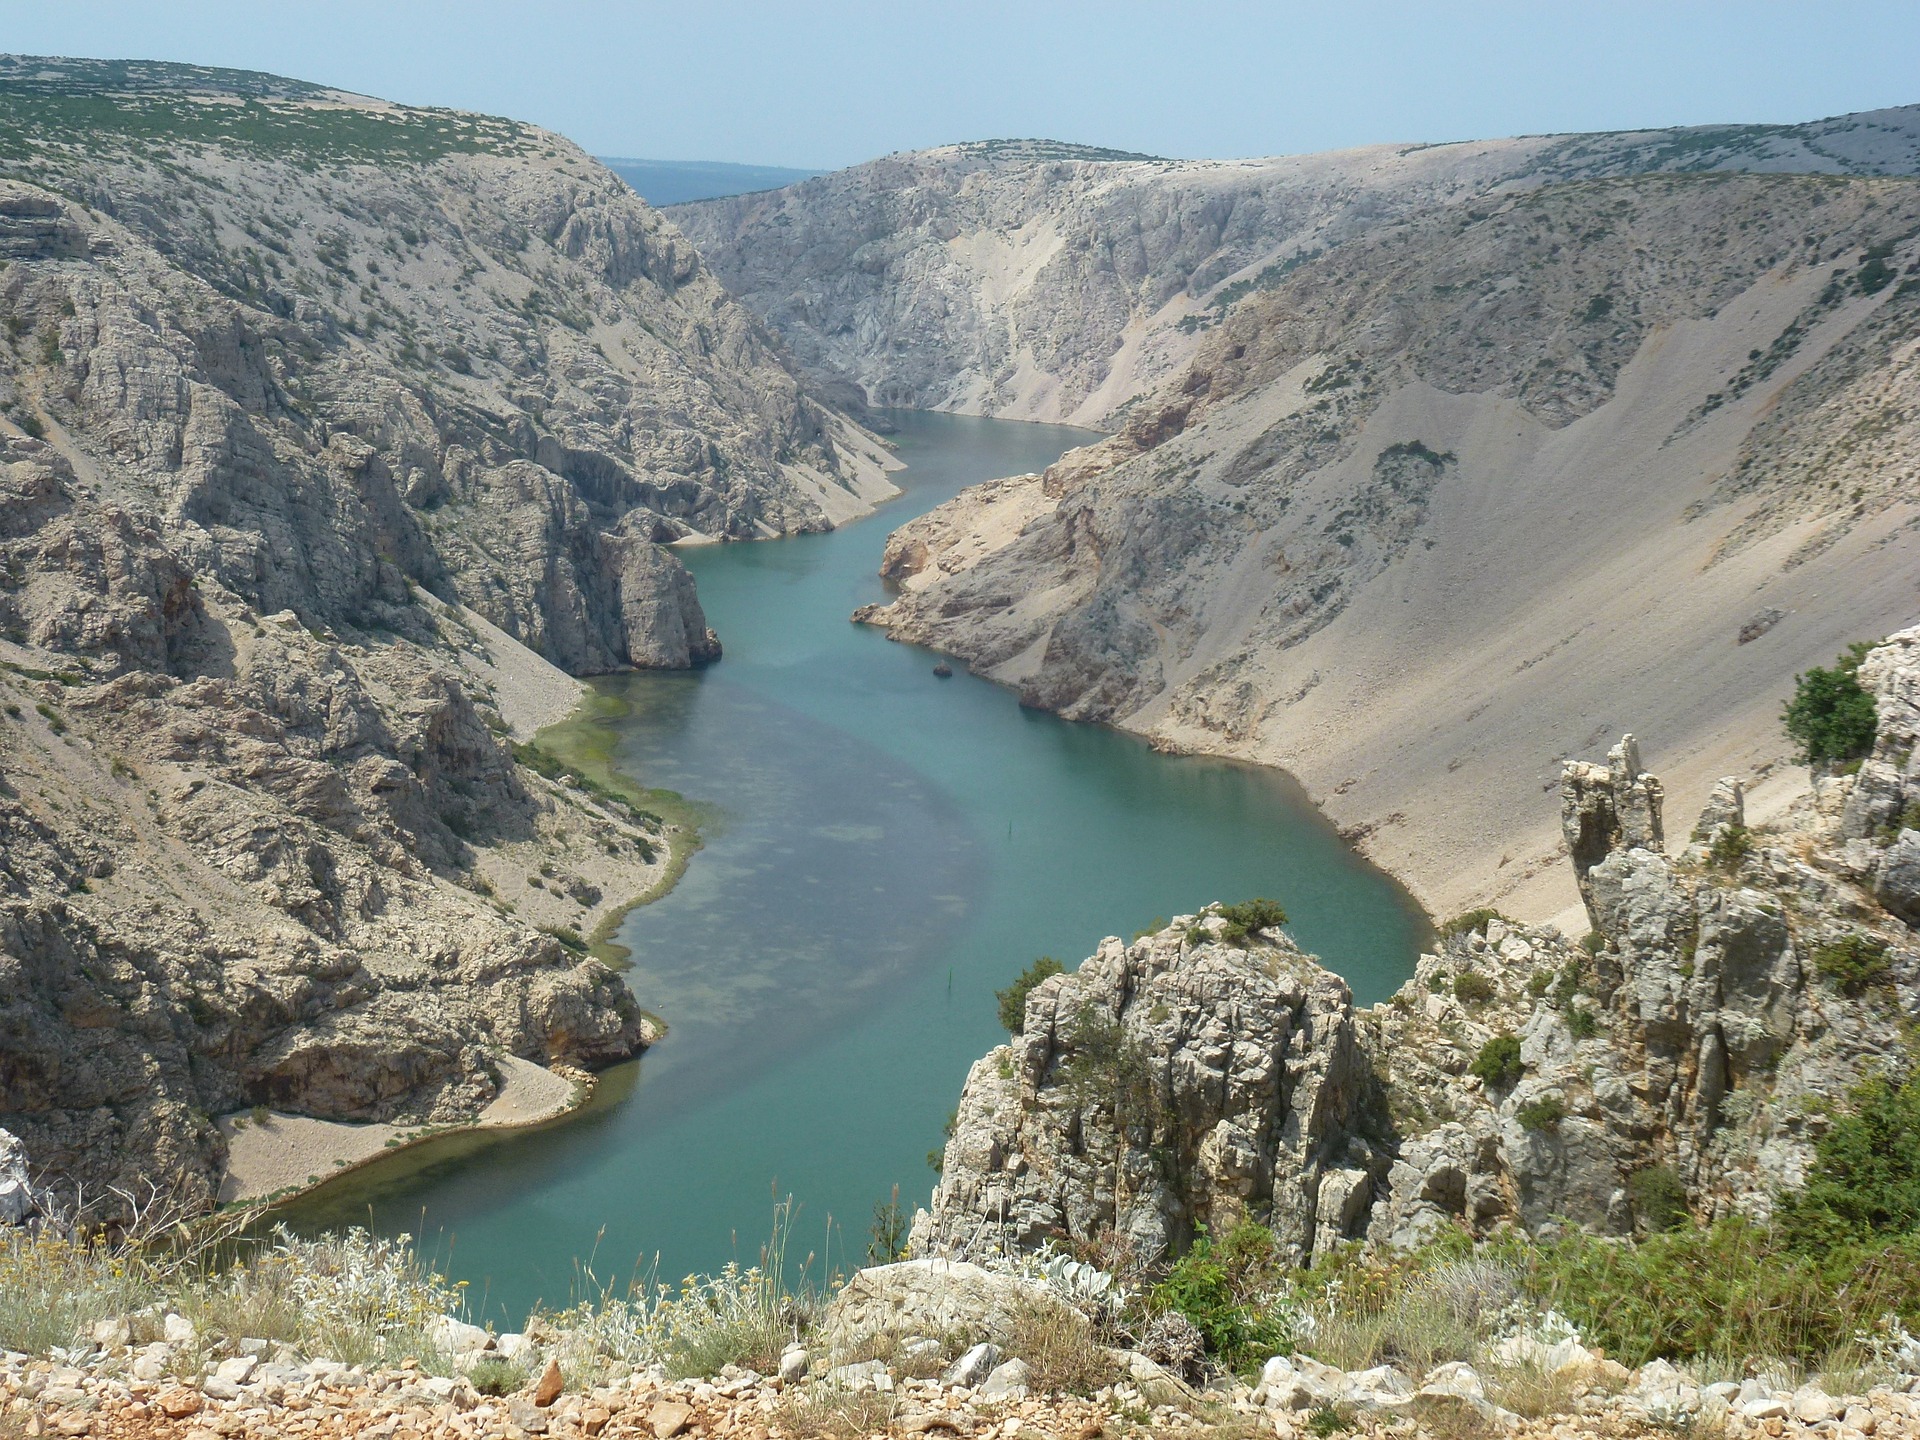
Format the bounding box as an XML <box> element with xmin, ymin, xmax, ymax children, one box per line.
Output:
<box><xmin>1407</xmin><ymin>1394</ymin><xmax>1491</xmax><ymax>1440</ymax></box>
<box><xmin>0</xmin><ymin>1215</ymin><xmax>461</xmax><ymax>1374</ymax></box>
<box><xmin>840</xmin><ymin>1327</ymin><xmax>968</xmax><ymax>1380</ymax></box>
<box><xmin>1005</xmin><ymin>1298</ymin><xmax>1122</xmax><ymax>1397</ymax></box>
<box><xmin>1483</xmin><ymin>1359</ymin><xmax>1597</xmax><ymax>1419</ymax></box>
<box><xmin>1301</xmin><ymin>1254</ymin><xmax>1519</xmax><ymax>1378</ymax></box>
<box><xmin>771</xmin><ymin>1384</ymin><xmax>901</xmax><ymax>1439</ymax></box>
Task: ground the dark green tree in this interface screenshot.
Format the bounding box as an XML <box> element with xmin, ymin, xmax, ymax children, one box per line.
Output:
<box><xmin>996</xmin><ymin>956</ymin><xmax>1064</xmax><ymax>1033</ymax></box>
<box><xmin>1782</xmin><ymin>642</ymin><xmax>1880</xmax><ymax>766</ymax></box>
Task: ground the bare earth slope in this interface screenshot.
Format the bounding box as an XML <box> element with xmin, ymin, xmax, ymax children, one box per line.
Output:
<box><xmin>860</xmin><ymin>173</ymin><xmax>1920</xmax><ymax>923</ymax></box>
<box><xmin>0</xmin><ymin>57</ymin><xmax>888</xmax><ymax>1212</ymax></box>
<box><xmin>672</xmin><ymin>110</ymin><xmax>1920</xmax><ymax>427</ymax></box>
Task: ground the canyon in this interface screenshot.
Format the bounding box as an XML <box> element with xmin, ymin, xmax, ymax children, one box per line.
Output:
<box><xmin>0</xmin><ymin>55</ymin><xmax>889</xmax><ymax>1213</ymax></box>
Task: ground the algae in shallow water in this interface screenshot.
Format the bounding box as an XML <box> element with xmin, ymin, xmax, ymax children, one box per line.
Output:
<box><xmin>521</xmin><ymin>682</ymin><xmax>711</xmax><ymax>967</ymax></box>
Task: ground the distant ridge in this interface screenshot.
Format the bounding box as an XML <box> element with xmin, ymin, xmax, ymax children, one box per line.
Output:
<box><xmin>0</xmin><ymin>53</ymin><xmax>346</xmax><ymax>100</ymax></box>
<box><xmin>943</xmin><ymin>138</ymin><xmax>1170</xmax><ymax>163</ymax></box>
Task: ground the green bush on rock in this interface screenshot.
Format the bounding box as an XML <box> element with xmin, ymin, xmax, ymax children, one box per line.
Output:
<box><xmin>995</xmin><ymin>956</ymin><xmax>1063</xmax><ymax>1033</ymax></box>
<box><xmin>1150</xmin><ymin>1221</ymin><xmax>1295</xmax><ymax>1374</ymax></box>
<box><xmin>1782</xmin><ymin>641</ymin><xmax>1880</xmax><ymax>767</ymax></box>
<box><xmin>1217</xmin><ymin>897</ymin><xmax>1289</xmax><ymax>945</ymax></box>
<box><xmin>1778</xmin><ymin>1072</ymin><xmax>1920</xmax><ymax>1253</ymax></box>
<box><xmin>1469</xmin><ymin>1034</ymin><xmax>1523</xmax><ymax>1090</ymax></box>
<box><xmin>1812</xmin><ymin>933</ymin><xmax>1891</xmax><ymax>995</ymax></box>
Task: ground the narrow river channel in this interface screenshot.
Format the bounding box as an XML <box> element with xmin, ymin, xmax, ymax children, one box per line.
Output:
<box><xmin>286</xmin><ymin>412</ymin><xmax>1429</xmax><ymax>1322</ymax></box>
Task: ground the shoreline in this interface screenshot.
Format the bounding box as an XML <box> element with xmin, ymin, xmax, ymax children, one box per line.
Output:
<box><xmin>224</xmin><ymin>676</ymin><xmax>700</xmax><ymax>1213</ymax></box>
<box><xmin>523</xmin><ymin>677</ymin><xmax>711</xmax><ymax>968</ymax></box>
<box><xmin>217</xmin><ymin>1056</ymin><xmax>594</xmax><ymax>1208</ymax></box>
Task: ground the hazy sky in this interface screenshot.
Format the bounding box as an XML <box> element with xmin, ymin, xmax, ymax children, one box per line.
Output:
<box><xmin>7</xmin><ymin>1</ymin><xmax>1919</xmax><ymax>170</ymax></box>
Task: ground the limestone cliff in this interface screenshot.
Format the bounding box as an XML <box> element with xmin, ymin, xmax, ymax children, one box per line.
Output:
<box><xmin>0</xmin><ymin>55</ymin><xmax>893</xmax><ymax>674</ymax></box>
<box><xmin>673</xmin><ymin>112</ymin><xmax>1920</xmax><ymax>428</ymax></box>
<box><xmin>0</xmin><ymin>56</ymin><xmax>888</xmax><ymax>1214</ymax></box>
<box><xmin>860</xmin><ymin>172</ymin><xmax>1920</xmax><ymax>921</ymax></box>
<box><xmin>915</xmin><ymin>634</ymin><xmax>1920</xmax><ymax>1264</ymax></box>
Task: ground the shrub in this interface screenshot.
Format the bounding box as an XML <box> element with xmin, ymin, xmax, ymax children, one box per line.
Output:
<box><xmin>1812</xmin><ymin>933</ymin><xmax>1891</xmax><ymax>995</ymax></box>
<box><xmin>1782</xmin><ymin>641</ymin><xmax>1880</xmax><ymax>766</ymax></box>
<box><xmin>1565</xmin><ymin>1005</ymin><xmax>1599</xmax><ymax>1039</ymax></box>
<box><xmin>1439</xmin><ymin>908</ymin><xmax>1504</xmax><ymax>938</ymax></box>
<box><xmin>867</xmin><ymin>1186</ymin><xmax>907</xmax><ymax>1265</ymax></box>
<box><xmin>0</xmin><ymin>1228</ymin><xmax>157</xmax><ymax>1355</ymax></box>
<box><xmin>1627</xmin><ymin>1165</ymin><xmax>1690</xmax><ymax>1233</ymax></box>
<box><xmin>1512</xmin><ymin>1218</ymin><xmax>1920</xmax><ymax>1366</ymax></box>
<box><xmin>996</xmin><ymin>956</ymin><xmax>1063</xmax><ymax>1033</ymax></box>
<box><xmin>466</xmin><ymin>1357</ymin><xmax>527</xmax><ymax>1395</ymax></box>
<box><xmin>187</xmin><ymin>1226</ymin><xmax>464</xmax><ymax>1368</ymax></box>
<box><xmin>1707</xmin><ymin>823</ymin><xmax>1751</xmax><ymax>873</ymax></box>
<box><xmin>541</xmin><ymin>1201</ymin><xmax>811</xmax><ymax>1378</ymax></box>
<box><xmin>1217</xmin><ymin>897</ymin><xmax>1288</xmax><ymax>945</ymax></box>
<box><xmin>539</xmin><ymin>925</ymin><xmax>588</xmax><ymax>954</ymax></box>
<box><xmin>1516</xmin><ymin>1096</ymin><xmax>1566</xmax><ymax>1132</ymax></box>
<box><xmin>1150</xmin><ymin>1222</ymin><xmax>1294</xmax><ymax>1373</ymax></box>
<box><xmin>1452</xmin><ymin>971</ymin><xmax>1495</xmax><ymax>1006</ymax></box>
<box><xmin>1469</xmin><ymin>1035</ymin><xmax>1524</xmax><ymax>1090</ymax></box>
<box><xmin>1777</xmin><ymin>1072</ymin><xmax>1920</xmax><ymax>1253</ymax></box>
<box><xmin>1059</xmin><ymin>1008</ymin><xmax>1159</xmax><ymax>1124</ymax></box>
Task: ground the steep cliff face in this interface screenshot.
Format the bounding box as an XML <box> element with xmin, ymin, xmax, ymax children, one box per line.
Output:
<box><xmin>673</xmin><ymin>111</ymin><xmax>1920</xmax><ymax>428</ymax></box>
<box><xmin>0</xmin><ymin>57</ymin><xmax>894</xmax><ymax>1212</ymax></box>
<box><xmin>919</xmin><ymin>634</ymin><xmax>1920</xmax><ymax>1263</ymax></box>
<box><xmin>860</xmin><ymin>173</ymin><xmax>1920</xmax><ymax>920</ymax></box>
<box><xmin>0</xmin><ymin>55</ymin><xmax>892</xmax><ymax>674</ymax></box>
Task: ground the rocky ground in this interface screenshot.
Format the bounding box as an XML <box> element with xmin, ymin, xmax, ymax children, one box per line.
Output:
<box><xmin>859</xmin><ymin>172</ymin><xmax>1920</xmax><ymax>922</ymax></box>
<box><xmin>10</xmin><ymin>1262</ymin><xmax>1920</xmax><ymax>1440</ymax></box>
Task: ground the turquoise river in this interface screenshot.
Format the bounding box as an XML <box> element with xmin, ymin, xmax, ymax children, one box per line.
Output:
<box><xmin>287</xmin><ymin>412</ymin><xmax>1430</xmax><ymax>1321</ymax></box>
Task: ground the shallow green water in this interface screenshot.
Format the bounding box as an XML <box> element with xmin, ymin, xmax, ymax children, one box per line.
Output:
<box><xmin>288</xmin><ymin>412</ymin><xmax>1428</xmax><ymax>1322</ymax></box>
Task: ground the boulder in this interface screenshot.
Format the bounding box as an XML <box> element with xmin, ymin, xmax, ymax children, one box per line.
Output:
<box><xmin>1876</xmin><ymin>832</ymin><xmax>1920</xmax><ymax>925</ymax></box>
<box><xmin>428</xmin><ymin>1315</ymin><xmax>493</xmax><ymax>1355</ymax></box>
<box><xmin>818</xmin><ymin>1259</ymin><xmax>1076</xmax><ymax>1359</ymax></box>
<box><xmin>942</xmin><ymin>1342</ymin><xmax>999</xmax><ymax>1388</ymax></box>
<box><xmin>978</xmin><ymin>1358</ymin><xmax>1030</xmax><ymax>1400</ymax></box>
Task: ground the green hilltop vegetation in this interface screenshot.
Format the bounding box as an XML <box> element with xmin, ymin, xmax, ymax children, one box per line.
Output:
<box><xmin>954</xmin><ymin>137</ymin><xmax>1170</xmax><ymax>163</ymax></box>
<box><xmin>0</xmin><ymin>53</ymin><xmax>539</xmax><ymax>165</ymax></box>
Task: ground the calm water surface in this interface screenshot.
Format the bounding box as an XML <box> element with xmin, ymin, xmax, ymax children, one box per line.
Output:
<box><xmin>288</xmin><ymin>412</ymin><xmax>1428</xmax><ymax>1320</ymax></box>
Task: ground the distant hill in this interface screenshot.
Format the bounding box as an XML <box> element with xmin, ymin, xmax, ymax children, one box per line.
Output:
<box><xmin>599</xmin><ymin>156</ymin><xmax>821</xmax><ymax>206</ymax></box>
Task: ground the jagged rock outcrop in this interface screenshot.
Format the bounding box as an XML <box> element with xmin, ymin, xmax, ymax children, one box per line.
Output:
<box><xmin>861</xmin><ymin>171</ymin><xmax>1920</xmax><ymax>921</ymax></box>
<box><xmin>917</xmin><ymin>916</ymin><xmax>1377</xmax><ymax>1265</ymax></box>
<box><xmin>0</xmin><ymin>57</ymin><xmax>895</xmax><ymax>1213</ymax></box>
<box><xmin>0</xmin><ymin>1127</ymin><xmax>40</xmax><ymax>1224</ymax></box>
<box><xmin>919</xmin><ymin>638</ymin><xmax>1920</xmax><ymax>1263</ymax></box>
<box><xmin>1841</xmin><ymin>629</ymin><xmax>1920</xmax><ymax>922</ymax></box>
<box><xmin>674</xmin><ymin>110</ymin><xmax>1920</xmax><ymax>428</ymax></box>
